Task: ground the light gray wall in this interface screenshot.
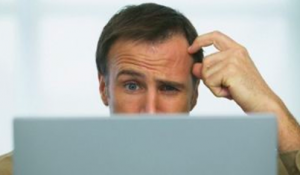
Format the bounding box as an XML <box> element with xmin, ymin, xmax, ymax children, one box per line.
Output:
<box><xmin>0</xmin><ymin>0</ymin><xmax>299</xmax><ymax>155</ymax></box>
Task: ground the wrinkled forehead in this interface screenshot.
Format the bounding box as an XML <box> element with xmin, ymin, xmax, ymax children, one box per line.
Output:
<box><xmin>107</xmin><ymin>35</ymin><xmax>194</xmax><ymax>72</ymax></box>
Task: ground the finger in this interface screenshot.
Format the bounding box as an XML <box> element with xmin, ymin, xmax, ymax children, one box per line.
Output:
<box><xmin>210</xmin><ymin>86</ymin><xmax>232</xmax><ymax>99</ymax></box>
<box><xmin>192</xmin><ymin>50</ymin><xmax>230</xmax><ymax>79</ymax></box>
<box><xmin>192</xmin><ymin>63</ymin><xmax>203</xmax><ymax>79</ymax></box>
<box><xmin>193</xmin><ymin>63</ymin><xmax>232</xmax><ymax>99</ymax></box>
<box><xmin>203</xmin><ymin>63</ymin><xmax>232</xmax><ymax>98</ymax></box>
<box><xmin>204</xmin><ymin>64</ymin><xmax>233</xmax><ymax>100</ymax></box>
<box><xmin>203</xmin><ymin>59</ymin><xmax>225</xmax><ymax>79</ymax></box>
<box><xmin>202</xmin><ymin>50</ymin><xmax>231</xmax><ymax>68</ymax></box>
<box><xmin>188</xmin><ymin>31</ymin><xmax>241</xmax><ymax>54</ymax></box>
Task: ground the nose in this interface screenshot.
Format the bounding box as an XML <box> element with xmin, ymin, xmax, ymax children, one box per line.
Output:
<box><xmin>141</xmin><ymin>88</ymin><xmax>158</xmax><ymax>114</ymax></box>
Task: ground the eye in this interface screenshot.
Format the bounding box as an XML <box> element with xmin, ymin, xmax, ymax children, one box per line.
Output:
<box><xmin>160</xmin><ymin>85</ymin><xmax>179</xmax><ymax>92</ymax></box>
<box><xmin>124</xmin><ymin>82</ymin><xmax>140</xmax><ymax>91</ymax></box>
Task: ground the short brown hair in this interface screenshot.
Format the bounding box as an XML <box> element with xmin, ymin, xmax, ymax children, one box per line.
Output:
<box><xmin>96</xmin><ymin>3</ymin><xmax>203</xmax><ymax>82</ymax></box>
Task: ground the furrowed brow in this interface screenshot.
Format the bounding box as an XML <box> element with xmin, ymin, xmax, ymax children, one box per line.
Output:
<box><xmin>116</xmin><ymin>69</ymin><xmax>146</xmax><ymax>79</ymax></box>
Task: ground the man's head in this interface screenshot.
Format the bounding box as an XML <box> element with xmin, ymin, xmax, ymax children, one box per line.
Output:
<box><xmin>96</xmin><ymin>3</ymin><xmax>203</xmax><ymax>113</ymax></box>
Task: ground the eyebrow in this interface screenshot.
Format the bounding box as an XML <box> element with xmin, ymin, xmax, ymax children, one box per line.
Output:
<box><xmin>116</xmin><ymin>69</ymin><xmax>146</xmax><ymax>79</ymax></box>
<box><xmin>116</xmin><ymin>69</ymin><xmax>186</xmax><ymax>89</ymax></box>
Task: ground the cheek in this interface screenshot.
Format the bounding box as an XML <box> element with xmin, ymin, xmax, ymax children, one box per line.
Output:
<box><xmin>158</xmin><ymin>95</ymin><xmax>191</xmax><ymax>113</ymax></box>
<box><xmin>109</xmin><ymin>84</ymin><xmax>143</xmax><ymax>113</ymax></box>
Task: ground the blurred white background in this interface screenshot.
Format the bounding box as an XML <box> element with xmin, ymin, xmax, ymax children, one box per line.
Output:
<box><xmin>0</xmin><ymin>0</ymin><xmax>300</xmax><ymax>155</ymax></box>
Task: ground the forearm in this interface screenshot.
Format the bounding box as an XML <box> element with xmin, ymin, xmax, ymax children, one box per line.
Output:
<box><xmin>268</xmin><ymin>96</ymin><xmax>300</xmax><ymax>153</ymax></box>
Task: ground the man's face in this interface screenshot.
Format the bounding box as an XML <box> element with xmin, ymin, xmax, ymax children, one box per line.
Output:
<box><xmin>99</xmin><ymin>34</ymin><xmax>199</xmax><ymax>113</ymax></box>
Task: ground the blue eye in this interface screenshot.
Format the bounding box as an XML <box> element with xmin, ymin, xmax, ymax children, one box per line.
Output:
<box><xmin>124</xmin><ymin>82</ymin><xmax>140</xmax><ymax>91</ymax></box>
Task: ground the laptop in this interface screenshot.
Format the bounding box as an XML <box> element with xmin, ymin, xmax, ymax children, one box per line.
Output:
<box><xmin>13</xmin><ymin>115</ymin><xmax>277</xmax><ymax>175</ymax></box>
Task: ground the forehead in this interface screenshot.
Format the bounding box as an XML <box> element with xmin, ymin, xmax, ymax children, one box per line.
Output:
<box><xmin>107</xmin><ymin>35</ymin><xmax>194</xmax><ymax>80</ymax></box>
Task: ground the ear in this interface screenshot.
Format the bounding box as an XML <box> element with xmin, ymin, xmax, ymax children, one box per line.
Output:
<box><xmin>98</xmin><ymin>74</ymin><xmax>109</xmax><ymax>106</ymax></box>
<box><xmin>190</xmin><ymin>80</ymin><xmax>200</xmax><ymax>111</ymax></box>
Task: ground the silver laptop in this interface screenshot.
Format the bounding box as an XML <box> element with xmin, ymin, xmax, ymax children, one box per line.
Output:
<box><xmin>13</xmin><ymin>115</ymin><xmax>277</xmax><ymax>175</ymax></box>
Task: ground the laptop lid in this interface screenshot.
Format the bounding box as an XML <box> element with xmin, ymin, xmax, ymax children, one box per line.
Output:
<box><xmin>14</xmin><ymin>115</ymin><xmax>277</xmax><ymax>175</ymax></box>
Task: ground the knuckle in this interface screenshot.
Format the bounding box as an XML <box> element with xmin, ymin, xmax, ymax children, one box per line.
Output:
<box><xmin>203</xmin><ymin>78</ymin><xmax>211</xmax><ymax>87</ymax></box>
<box><xmin>210</xmin><ymin>87</ymin><xmax>222</xmax><ymax>98</ymax></box>
<box><xmin>213</xmin><ymin>91</ymin><xmax>222</xmax><ymax>98</ymax></box>
<box><xmin>229</xmin><ymin>56</ymin><xmax>239</xmax><ymax>65</ymax></box>
<box><xmin>226</xmin><ymin>64</ymin><xmax>237</xmax><ymax>75</ymax></box>
<box><xmin>233</xmin><ymin>47</ymin><xmax>248</xmax><ymax>58</ymax></box>
<box><xmin>203</xmin><ymin>58</ymin><xmax>210</xmax><ymax>66</ymax></box>
<box><xmin>212</xmin><ymin>30</ymin><xmax>223</xmax><ymax>37</ymax></box>
<box><xmin>202</xmin><ymin>70</ymin><xmax>209</xmax><ymax>79</ymax></box>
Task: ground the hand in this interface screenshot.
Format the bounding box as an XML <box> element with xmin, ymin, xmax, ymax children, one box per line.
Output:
<box><xmin>188</xmin><ymin>31</ymin><xmax>300</xmax><ymax>152</ymax></box>
<box><xmin>188</xmin><ymin>31</ymin><xmax>278</xmax><ymax>113</ymax></box>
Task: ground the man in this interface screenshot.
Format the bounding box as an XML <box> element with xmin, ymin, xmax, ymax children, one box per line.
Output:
<box><xmin>1</xmin><ymin>3</ymin><xmax>300</xmax><ymax>175</ymax></box>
